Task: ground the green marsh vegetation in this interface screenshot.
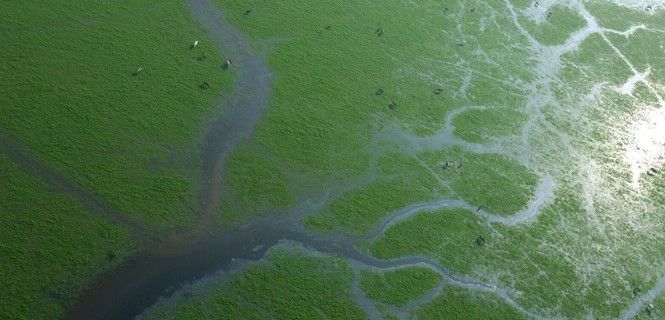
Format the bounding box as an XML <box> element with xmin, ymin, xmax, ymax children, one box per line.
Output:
<box><xmin>210</xmin><ymin>0</ymin><xmax>665</xmax><ymax>318</ymax></box>
<box><xmin>0</xmin><ymin>0</ymin><xmax>231</xmax><ymax>318</ymax></box>
<box><xmin>415</xmin><ymin>283</ymin><xmax>526</xmax><ymax>320</ymax></box>
<box><xmin>305</xmin><ymin>153</ymin><xmax>443</xmax><ymax>234</ymax></box>
<box><xmin>0</xmin><ymin>154</ymin><xmax>136</xmax><ymax>319</ymax></box>
<box><xmin>140</xmin><ymin>244</ymin><xmax>366</xmax><ymax>320</ymax></box>
<box><xmin>0</xmin><ymin>0</ymin><xmax>231</xmax><ymax>229</ymax></box>
<box><xmin>359</xmin><ymin>267</ymin><xmax>441</xmax><ymax>307</ymax></box>
<box><xmin>3</xmin><ymin>0</ymin><xmax>665</xmax><ymax>318</ymax></box>
<box><xmin>199</xmin><ymin>0</ymin><xmax>665</xmax><ymax>318</ymax></box>
<box><xmin>214</xmin><ymin>0</ymin><xmax>536</xmax><ymax>189</ymax></box>
<box><xmin>220</xmin><ymin>145</ymin><xmax>295</xmax><ymax>226</ymax></box>
<box><xmin>518</xmin><ymin>3</ymin><xmax>588</xmax><ymax>46</ymax></box>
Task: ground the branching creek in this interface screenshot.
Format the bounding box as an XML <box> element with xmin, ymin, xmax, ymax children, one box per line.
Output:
<box><xmin>0</xmin><ymin>0</ymin><xmax>653</xmax><ymax>319</ymax></box>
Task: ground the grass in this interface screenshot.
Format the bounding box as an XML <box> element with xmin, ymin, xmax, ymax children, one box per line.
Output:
<box><xmin>213</xmin><ymin>0</ymin><xmax>539</xmax><ymax>228</ymax></box>
<box><xmin>221</xmin><ymin>145</ymin><xmax>294</xmax><ymax>224</ymax></box>
<box><xmin>0</xmin><ymin>0</ymin><xmax>232</xmax><ymax>229</ymax></box>
<box><xmin>0</xmin><ymin>154</ymin><xmax>136</xmax><ymax>320</ymax></box>
<box><xmin>211</xmin><ymin>0</ymin><xmax>536</xmax><ymax>185</ymax></box>
<box><xmin>4</xmin><ymin>0</ymin><xmax>665</xmax><ymax>319</ymax></box>
<box><xmin>419</xmin><ymin>147</ymin><xmax>540</xmax><ymax>216</ymax></box>
<box><xmin>174</xmin><ymin>1</ymin><xmax>665</xmax><ymax>318</ymax></box>
<box><xmin>359</xmin><ymin>267</ymin><xmax>440</xmax><ymax>307</ymax></box>
<box><xmin>452</xmin><ymin>107</ymin><xmax>527</xmax><ymax>144</ymax></box>
<box><xmin>414</xmin><ymin>282</ymin><xmax>525</xmax><ymax>320</ymax></box>
<box><xmin>370</xmin><ymin>208</ymin><xmax>489</xmax><ymax>274</ymax></box>
<box><xmin>369</xmin><ymin>182</ymin><xmax>665</xmax><ymax>319</ymax></box>
<box><xmin>305</xmin><ymin>153</ymin><xmax>444</xmax><ymax>235</ymax></box>
<box><xmin>585</xmin><ymin>2</ymin><xmax>665</xmax><ymax>32</ymax></box>
<box><xmin>519</xmin><ymin>3</ymin><xmax>587</xmax><ymax>46</ymax></box>
<box><xmin>140</xmin><ymin>243</ymin><xmax>366</xmax><ymax>320</ymax></box>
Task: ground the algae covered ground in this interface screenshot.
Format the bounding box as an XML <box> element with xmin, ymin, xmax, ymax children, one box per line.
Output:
<box><xmin>3</xmin><ymin>0</ymin><xmax>665</xmax><ymax>319</ymax></box>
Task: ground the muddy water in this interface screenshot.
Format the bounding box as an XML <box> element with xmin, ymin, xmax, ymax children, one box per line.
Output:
<box><xmin>65</xmin><ymin>0</ymin><xmax>279</xmax><ymax>318</ymax></box>
<box><xmin>190</xmin><ymin>0</ymin><xmax>273</xmax><ymax>231</ymax></box>
<box><xmin>67</xmin><ymin>213</ymin><xmax>498</xmax><ymax>320</ymax></box>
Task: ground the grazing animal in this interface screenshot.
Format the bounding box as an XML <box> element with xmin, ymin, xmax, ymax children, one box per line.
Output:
<box><xmin>388</xmin><ymin>101</ymin><xmax>397</xmax><ymax>110</ymax></box>
<box><xmin>244</xmin><ymin>9</ymin><xmax>252</xmax><ymax>16</ymax></box>
<box><xmin>200</xmin><ymin>81</ymin><xmax>210</xmax><ymax>90</ymax></box>
<box><xmin>475</xmin><ymin>236</ymin><xmax>486</xmax><ymax>246</ymax></box>
<box><xmin>434</xmin><ymin>88</ymin><xmax>443</xmax><ymax>95</ymax></box>
<box><xmin>376</xmin><ymin>27</ymin><xmax>384</xmax><ymax>37</ymax></box>
<box><xmin>375</xmin><ymin>88</ymin><xmax>384</xmax><ymax>96</ymax></box>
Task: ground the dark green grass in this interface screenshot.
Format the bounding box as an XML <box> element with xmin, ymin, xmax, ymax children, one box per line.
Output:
<box><xmin>414</xmin><ymin>283</ymin><xmax>525</xmax><ymax>319</ymax></box>
<box><xmin>140</xmin><ymin>244</ymin><xmax>366</xmax><ymax>320</ymax></box>
<box><xmin>221</xmin><ymin>146</ymin><xmax>294</xmax><ymax>223</ymax></box>
<box><xmin>360</xmin><ymin>267</ymin><xmax>440</xmax><ymax>307</ymax></box>
<box><xmin>0</xmin><ymin>1</ymin><xmax>231</xmax><ymax>228</ymax></box>
<box><xmin>0</xmin><ymin>154</ymin><xmax>136</xmax><ymax>320</ymax></box>
<box><xmin>370</xmin><ymin>208</ymin><xmax>488</xmax><ymax>274</ymax></box>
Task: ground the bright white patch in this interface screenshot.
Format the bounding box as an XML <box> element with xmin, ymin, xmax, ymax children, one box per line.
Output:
<box><xmin>625</xmin><ymin>104</ymin><xmax>665</xmax><ymax>187</ymax></box>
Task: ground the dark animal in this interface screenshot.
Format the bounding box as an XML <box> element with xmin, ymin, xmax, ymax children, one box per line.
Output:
<box><xmin>476</xmin><ymin>236</ymin><xmax>486</xmax><ymax>246</ymax></box>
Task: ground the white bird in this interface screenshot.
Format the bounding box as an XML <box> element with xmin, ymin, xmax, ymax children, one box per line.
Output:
<box><xmin>192</xmin><ymin>40</ymin><xmax>199</xmax><ymax>48</ymax></box>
